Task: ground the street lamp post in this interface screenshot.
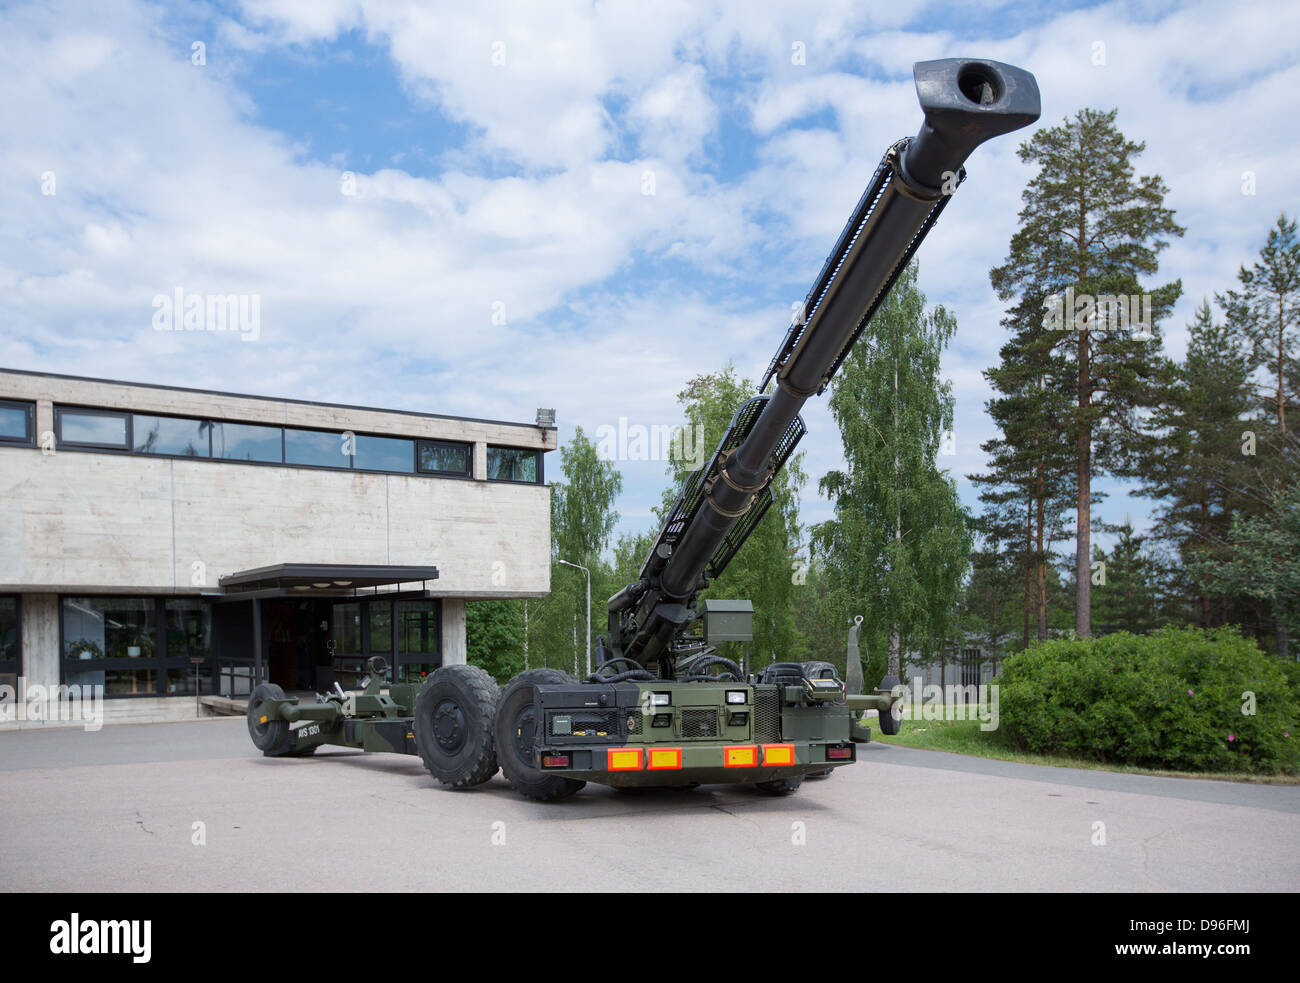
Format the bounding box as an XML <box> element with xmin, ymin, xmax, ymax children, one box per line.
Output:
<box><xmin>557</xmin><ymin>559</ymin><xmax>590</xmax><ymax>677</ymax></box>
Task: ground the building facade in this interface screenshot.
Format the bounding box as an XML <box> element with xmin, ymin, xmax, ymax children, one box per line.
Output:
<box><xmin>0</xmin><ymin>368</ymin><xmax>554</xmax><ymax>725</ymax></box>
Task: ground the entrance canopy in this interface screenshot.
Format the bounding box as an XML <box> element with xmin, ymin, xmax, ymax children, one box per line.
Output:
<box><xmin>217</xmin><ymin>563</ymin><xmax>440</xmax><ymax>601</ymax></box>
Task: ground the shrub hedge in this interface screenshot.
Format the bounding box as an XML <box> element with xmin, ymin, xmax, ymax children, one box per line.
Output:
<box><xmin>997</xmin><ymin>627</ymin><xmax>1298</xmax><ymax>773</ymax></box>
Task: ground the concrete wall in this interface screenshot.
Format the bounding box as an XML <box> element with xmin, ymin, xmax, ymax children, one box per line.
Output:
<box><xmin>441</xmin><ymin>599</ymin><xmax>467</xmax><ymax>666</ymax></box>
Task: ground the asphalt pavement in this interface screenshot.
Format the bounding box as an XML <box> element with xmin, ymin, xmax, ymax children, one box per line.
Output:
<box><xmin>1</xmin><ymin>718</ymin><xmax>1296</xmax><ymax>891</ymax></box>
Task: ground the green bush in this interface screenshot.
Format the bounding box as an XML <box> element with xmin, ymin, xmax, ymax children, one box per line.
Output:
<box><xmin>997</xmin><ymin>627</ymin><xmax>1299</xmax><ymax>773</ymax></box>
<box><xmin>1282</xmin><ymin>658</ymin><xmax>1300</xmax><ymax>702</ymax></box>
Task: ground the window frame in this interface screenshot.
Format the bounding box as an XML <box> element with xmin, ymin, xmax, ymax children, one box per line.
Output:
<box><xmin>352</xmin><ymin>433</ymin><xmax>417</xmax><ymax>474</ymax></box>
<box><xmin>130</xmin><ymin>412</ymin><xmax>214</xmax><ymax>458</ymax></box>
<box><xmin>54</xmin><ymin>406</ymin><xmax>131</xmax><ymax>450</ymax></box>
<box><xmin>59</xmin><ymin>595</ymin><xmax>214</xmax><ymax>699</ymax></box>
<box><xmin>0</xmin><ymin>399</ymin><xmax>36</xmax><ymax>446</ymax></box>
<box><xmin>485</xmin><ymin>444</ymin><xmax>544</xmax><ymax>484</ymax></box>
<box><xmin>416</xmin><ymin>438</ymin><xmax>473</xmax><ymax>478</ymax></box>
<box><xmin>0</xmin><ymin>594</ymin><xmax>21</xmax><ymax>682</ymax></box>
<box><xmin>48</xmin><ymin>405</ymin><xmax>503</xmax><ymax>482</ymax></box>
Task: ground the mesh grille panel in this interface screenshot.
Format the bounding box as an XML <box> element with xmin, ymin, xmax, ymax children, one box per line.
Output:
<box><xmin>753</xmin><ymin>686</ymin><xmax>781</xmax><ymax>743</ymax></box>
<box><xmin>680</xmin><ymin>708</ymin><xmax>718</xmax><ymax>739</ymax></box>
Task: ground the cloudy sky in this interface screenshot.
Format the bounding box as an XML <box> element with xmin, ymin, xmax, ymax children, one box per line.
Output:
<box><xmin>3</xmin><ymin>0</ymin><xmax>1297</xmax><ymax>559</ymax></box>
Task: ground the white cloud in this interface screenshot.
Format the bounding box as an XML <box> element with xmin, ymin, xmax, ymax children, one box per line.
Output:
<box><xmin>3</xmin><ymin>0</ymin><xmax>1299</xmax><ymax>562</ymax></box>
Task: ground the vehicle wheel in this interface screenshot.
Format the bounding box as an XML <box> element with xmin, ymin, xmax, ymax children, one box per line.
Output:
<box><xmin>877</xmin><ymin>673</ymin><xmax>903</xmax><ymax>735</ymax></box>
<box><xmin>412</xmin><ymin>665</ymin><xmax>501</xmax><ymax>788</ymax></box>
<box><xmin>247</xmin><ymin>683</ymin><xmax>293</xmax><ymax>756</ymax></box>
<box><xmin>754</xmin><ymin>776</ymin><xmax>803</xmax><ymax>795</ymax></box>
<box><xmin>495</xmin><ymin>669</ymin><xmax>586</xmax><ymax>802</ymax></box>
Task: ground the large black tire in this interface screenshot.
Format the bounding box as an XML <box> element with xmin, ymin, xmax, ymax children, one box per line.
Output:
<box><xmin>495</xmin><ymin>669</ymin><xmax>586</xmax><ymax>802</ymax></box>
<box><xmin>754</xmin><ymin>776</ymin><xmax>803</xmax><ymax>795</ymax></box>
<box><xmin>247</xmin><ymin>683</ymin><xmax>293</xmax><ymax>756</ymax></box>
<box><xmin>412</xmin><ymin>665</ymin><xmax>501</xmax><ymax>788</ymax></box>
<box><xmin>758</xmin><ymin>661</ymin><xmax>806</xmax><ymax>687</ymax></box>
<box><xmin>877</xmin><ymin>673</ymin><xmax>903</xmax><ymax>735</ymax></box>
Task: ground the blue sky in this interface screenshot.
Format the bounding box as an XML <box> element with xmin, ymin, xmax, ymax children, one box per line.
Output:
<box><xmin>3</xmin><ymin>0</ymin><xmax>1298</xmax><ymax>569</ymax></box>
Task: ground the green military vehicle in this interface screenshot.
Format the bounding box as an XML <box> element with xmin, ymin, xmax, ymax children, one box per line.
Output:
<box><xmin>247</xmin><ymin>57</ymin><xmax>1040</xmax><ymax>800</ymax></box>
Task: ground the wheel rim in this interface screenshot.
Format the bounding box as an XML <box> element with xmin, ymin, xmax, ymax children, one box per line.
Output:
<box><xmin>433</xmin><ymin>698</ymin><xmax>467</xmax><ymax>753</ymax></box>
<box><xmin>511</xmin><ymin>704</ymin><xmax>537</xmax><ymax>766</ymax></box>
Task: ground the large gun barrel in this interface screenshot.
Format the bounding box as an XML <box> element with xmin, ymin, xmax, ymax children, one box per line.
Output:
<box><xmin>614</xmin><ymin>58</ymin><xmax>1040</xmax><ymax>672</ymax></box>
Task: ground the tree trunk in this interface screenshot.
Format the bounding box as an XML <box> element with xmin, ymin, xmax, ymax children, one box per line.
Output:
<box><xmin>1076</xmin><ymin>326</ymin><xmax>1092</xmax><ymax>637</ymax></box>
<box><xmin>1023</xmin><ymin>496</ymin><xmax>1033</xmax><ymax>649</ymax></box>
<box><xmin>1075</xmin><ymin>180</ymin><xmax>1092</xmax><ymax>639</ymax></box>
<box><xmin>889</xmin><ymin>357</ymin><xmax>902</xmax><ymax>680</ymax></box>
<box><xmin>1199</xmin><ymin>481</ymin><xmax>1210</xmax><ymax>627</ymax></box>
<box><xmin>1278</xmin><ymin>303</ymin><xmax>1287</xmax><ymax>433</ymax></box>
<box><xmin>1036</xmin><ymin>460</ymin><xmax>1047</xmax><ymax>639</ymax></box>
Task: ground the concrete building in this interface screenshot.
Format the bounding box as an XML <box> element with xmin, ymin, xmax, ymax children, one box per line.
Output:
<box><xmin>0</xmin><ymin>367</ymin><xmax>555</xmax><ymax>726</ymax></box>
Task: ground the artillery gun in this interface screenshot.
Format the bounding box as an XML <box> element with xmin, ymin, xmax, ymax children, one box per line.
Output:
<box><xmin>248</xmin><ymin>57</ymin><xmax>1040</xmax><ymax>800</ymax></box>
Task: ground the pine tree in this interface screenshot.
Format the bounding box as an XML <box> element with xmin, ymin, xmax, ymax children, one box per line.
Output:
<box><xmin>972</xmin><ymin>285</ymin><xmax>1075</xmax><ymax>645</ymax></box>
<box><xmin>1214</xmin><ymin>215</ymin><xmax>1300</xmax><ymax>656</ymax></box>
<box><xmin>990</xmin><ymin>107</ymin><xmax>1185</xmax><ymax>638</ymax></box>
<box><xmin>1141</xmin><ymin>300</ymin><xmax>1255</xmax><ymax>626</ymax></box>
<box><xmin>1091</xmin><ymin>519</ymin><xmax>1162</xmax><ymax>635</ymax></box>
<box><xmin>1217</xmin><ymin>213</ymin><xmax>1300</xmax><ymax>435</ymax></box>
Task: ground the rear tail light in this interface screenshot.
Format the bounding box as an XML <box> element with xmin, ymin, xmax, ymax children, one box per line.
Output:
<box><xmin>541</xmin><ymin>754</ymin><xmax>570</xmax><ymax>769</ymax></box>
<box><xmin>826</xmin><ymin>745</ymin><xmax>852</xmax><ymax>760</ymax></box>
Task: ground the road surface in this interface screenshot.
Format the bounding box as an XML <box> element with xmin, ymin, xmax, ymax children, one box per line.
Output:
<box><xmin>1</xmin><ymin>718</ymin><xmax>1296</xmax><ymax>891</ymax></box>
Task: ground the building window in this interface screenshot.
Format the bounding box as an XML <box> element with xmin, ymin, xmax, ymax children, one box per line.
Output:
<box><xmin>0</xmin><ymin>596</ymin><xmax>20</xmax><ymax>689</ymax></box>
<box><xmin>286</xmin><ymin>428</ymin><xmax>349</xmax><ymax>469</ymax></box>
<box><xmin>132</xmin><ymin>414</ymin><xmax>211</xmax><ymax>457</ymax></box>
<box><xmin>396</xmin><ymin>600</ymin><xmax>440</xmax><ymax>683</ymax></box>
<box><xmin>0</xmin><ymin>400</ymin><xmax>35</xmax><ymax>446</ymax></box>
<box><xmin>60</xmin><ymin>596</ymin><xmax>213</xmax><ymax>698</ymax></box>
<box><xmin>55</xmin><ymin>408</ymin><xmax>128</xmax><ymax>449</ymax></box>
<box><xmin>211</xmin><ymin>421</ymin><xmax>282</xmax><ymax>463</ymax></box>
<box><xmin>487</xmin><ymin>445</ymin><xmax>541</xmax><ymax>483</ymax></box>
<box><xmin>331</xmin><ymin>602</ymin><xmax>363</xmax><ymax>656</ymax></box>
<box><xmin>328</xmin><ymin>599</ymin><xmax>439</xmax><ymax>687</ymax></box>
<box><xmin>48</xmin><ymin>403</ymin><xmax>534</xmax><ymax>480</ymax></box>
<box><xmin>354</xmin><ymin>435</ymin><xmax>414</xmax><ymax>473</ymax></box>
<box><xmin>417</xmin><ymin>440</ymin><xmax>472</xmax><ymax>477</ymax></box>
<box><xmin>369</xmin><ymin>603</ymin><xmax>393</xmax><ymax>654</ymax></box>
<box><xmin>62</xmin><ymin>596</ymin><xmax>157</xmax><ymax>696</ymax></box>
<box><xmin>164</xmin><ymin>599</ymin><xmax>212</xmax><ymax>695</ymax></box>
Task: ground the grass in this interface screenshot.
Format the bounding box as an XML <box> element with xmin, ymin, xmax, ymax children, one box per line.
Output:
<box><xmin>867</xmin><ymin>712</ymin><xmax>1300</xmax><ymax>785</ymax></box>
